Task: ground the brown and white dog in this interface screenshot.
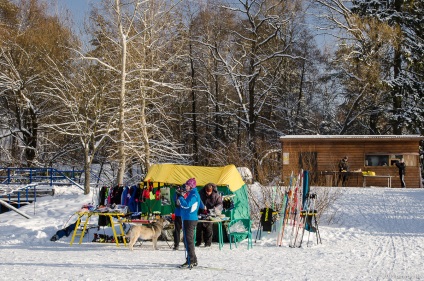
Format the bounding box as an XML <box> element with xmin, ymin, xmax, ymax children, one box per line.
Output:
<box><xmin>126</xmin><ymin>217</ymin><xmax>169</xmax><ymax>250</ymax></box>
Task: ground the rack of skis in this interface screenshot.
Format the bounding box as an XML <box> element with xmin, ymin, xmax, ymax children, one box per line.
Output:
<box><xmin>276</xmin><ymin>170</ymin><xmax>322</xmax><ymax>248</ymax></box>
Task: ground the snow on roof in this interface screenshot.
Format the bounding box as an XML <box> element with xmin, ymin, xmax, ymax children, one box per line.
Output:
<box><xmin>280</xmin><ymin>135</ymin><xmax>423</xmax><ymax>140</ymax></box>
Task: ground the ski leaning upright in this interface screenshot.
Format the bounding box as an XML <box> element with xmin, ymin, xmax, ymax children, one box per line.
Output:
<box><xmin>276</xmin><ymin>172</ymin><xmax>293</xmax><ymax>246</ymax></box>
<box><xmin>277</xmin><ymin>170</ymin><xmax>301</xmax><ymax>246</ymax></box>
<box><xmin>286</xmin><ymin>170</ymin><xmax>303</xmax><ymax>247</ymax></box>
<box><xmin>302</xmin><ymin>193</ymin><xmax>322</xmax><ymax>247</ymax></box>
<box><xmin>292</xmin><ymin>192</ymin><xmax>322</xmax><ymax>248</ymax></box>
<box><xmin>277</xmin><ymin>169</ymin><xmax>323</xmax><ymax>248</ymax></box>
<box><xmin>288</xmin><ymin>173</ymin><xmax>303</xmax><ymax>247</ymax></box>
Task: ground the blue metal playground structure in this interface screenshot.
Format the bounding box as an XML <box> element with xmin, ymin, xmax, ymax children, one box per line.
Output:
<box><xmin>0</xmin><ymin>167</ymin><xmax>84</xmax><ymax>215</ymax></box>
<box><xmin>0</xmin><ymin>167</ymin><xmax>83</xmax><ymax>186</ymax></box>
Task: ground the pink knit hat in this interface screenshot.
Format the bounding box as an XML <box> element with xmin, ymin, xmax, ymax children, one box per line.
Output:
<box><xmin>185</xmin><ymin>178</ymin><xmax>197</xmax><ymax>189</ymax></box>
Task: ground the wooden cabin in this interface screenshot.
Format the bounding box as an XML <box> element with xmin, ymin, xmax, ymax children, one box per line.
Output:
<box><xmin>280</xmin><ymin>135</ymin><xmax>423</xmax><ymax>188</ymax></box>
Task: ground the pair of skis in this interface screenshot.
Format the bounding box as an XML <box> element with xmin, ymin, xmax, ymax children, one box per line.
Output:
<box><xmin>290</xmin><ymin>191</ymin><xmax>322</xmax><ymax>248</ymax></box>
<box><xmin>276</xmin><ymin>170</ymin><xmax>321</xmax><ymax>247</ymax></box>
<box><xmin>298</xmin><ymin>193</ymin><xmax>322</xmax><ymax>247</ymax></box>
<box><xmin>288</xmin><ymin>173</ymin><xmax>303</xmax><ymax>247</ymax></box>
<box><xmin>276</xmin><ymin>170</ymin><xmax>303</xmax><ymax>247</ymax></box>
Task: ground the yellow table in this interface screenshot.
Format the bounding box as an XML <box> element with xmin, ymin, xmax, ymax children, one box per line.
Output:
<box><xmin>70</xmin><ymin>211</ymin><xmax>128</xmax><ymax>247</ymax></box>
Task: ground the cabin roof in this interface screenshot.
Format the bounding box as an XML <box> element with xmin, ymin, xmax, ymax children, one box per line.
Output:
<box><xmin>280</xmin><ymin>135</ymin><xmax>423</xmax><ymax>141</ymax></box>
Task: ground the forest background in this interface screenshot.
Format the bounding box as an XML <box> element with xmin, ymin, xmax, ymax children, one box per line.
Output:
<box><xmin>0</xmin><ymin>0</ymin><xmax>423</xmax><ymax>194</ymax></box>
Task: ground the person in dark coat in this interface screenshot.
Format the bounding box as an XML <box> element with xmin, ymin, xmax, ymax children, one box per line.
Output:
<box><xmin>196</xmin><ymin>183</ymin><xmax>223</xmax><ymax>247</ymax></box>
<box><xmin>172</xmin><ymin>185</ymin><xmax>183</xmax><ymax>250</ymax></box>
<box><xmin>338</xmin><ymin>156</ymin><xmax>349</xmax><ymax>187</ymax></box>
<box><xmin>395</xmin><ymin>159</ymin><xmax>406</xmax><ymax>188</ymax></box>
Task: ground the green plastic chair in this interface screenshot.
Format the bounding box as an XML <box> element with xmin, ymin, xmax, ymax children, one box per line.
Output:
<box><xmin>226</xmin><ymin>218</ymin><xmax>253</xmax><ymax>250</ymax></box>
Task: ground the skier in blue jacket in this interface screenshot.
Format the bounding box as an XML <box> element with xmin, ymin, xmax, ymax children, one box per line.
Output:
<box><xmin>176</xmin><ymin>178</ymin><xmax>205</xmax><ymax>268</ymax></box>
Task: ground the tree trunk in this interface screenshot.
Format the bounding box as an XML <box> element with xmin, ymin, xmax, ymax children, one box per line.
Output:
<box><xmin>295</xmin><ymin>58</ymin><xmax>306</xmax><ymax>129</ymax></box>
<box><xmin>248</xmin><ymin>49</ymin><xmax>258</xmax><ymax>180</ymax></box>
<box><xmin>116</xmin><ymin>0</ymin><xmax>127</xmax><ymax>186</ymax></box>
<box><xmin>391</xmin><ymin>0</ymin><xmax>404</xmax><ymax>135</ymax></box>
<box><xmin>140</xmin><ymin>88</ymin><xmax>151</xmax><ymax>170</ymax></box>
<box><xmin>83</xmin><ymin>145</ymin><xmax>91</xmax><ymax>195</ymax></box>
<box><xmin>84</xmin><ymin>162</ymin><xmax>91</xmax><ymax>195</ymax></box>
<box><xmin>22</xmin><ymin>106</ymin><xmax>38</xmax><ymax>167</ymax></box>
<box><xmin>369</xmin><ymin>106</ymin><xmax>380</xmax><ymax>134</ymax></box>
<box><xmin>391</xmin><ymin>46</ymin><xmax>403</xmax><ymax>135</ymax></box>
<box><xmin>189</xmin><ymin>42</ymin><xmax>198</xmax><ymax>163</ymax></box>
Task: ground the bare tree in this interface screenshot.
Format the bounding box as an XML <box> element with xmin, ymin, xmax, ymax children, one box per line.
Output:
<box><xmin>83</xmin><ymin>0</ymin><xmax>187</xmax><ymax>184</ymax></box>
<box><xmin>42</xmin><ymin>56</ymin><xmax>117</xmax><ymax>194</ymax></box>
<box><xmin>0</xmin><ymin>0</ymin><xmax>77</xmax><ymax>166</ymax></box>
<box><xmin>194</xmin><ymin>0</ymin><xmax>310</xmax><ymax>180</ymax></box>
<box><xmin>125</xmin><ymin>0</ymin><xmax>188</xmax><ymax>169</ymax></box>
<box><xmin>82</xmin><ymin>0</ymin><xmax>147</xmax><ymax>185</ymax></box>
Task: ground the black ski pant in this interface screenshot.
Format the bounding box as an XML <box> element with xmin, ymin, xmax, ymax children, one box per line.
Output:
<box><xmin>196</xmin><ymin>222</ymin><xmax>213</xmax><ymax>246</ymax></box>
<box><xmin>338</xmin><ymin>172</ymin><xmax>348</xmax><ymax>187</ymax></box>
<box><xmin>173</xmin><ymin>215</ymin><xmax>182</xmax><ymax>248</ymax></box>
<box><xmin>182</xmin><ymin>220</ymin><xmax>198</xmax><ymax>264</ymax></box>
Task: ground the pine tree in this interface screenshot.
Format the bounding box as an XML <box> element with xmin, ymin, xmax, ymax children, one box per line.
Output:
<box><xmin>351</xmin><ymin>0</ymin><xmax>424</xmax><ymax>134</ymax></box>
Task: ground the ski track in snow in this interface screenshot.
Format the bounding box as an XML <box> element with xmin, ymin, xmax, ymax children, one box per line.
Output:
<box><xmin>331</xmin><ymin>188</ymin><xmax>424</xmax><ymax>281</ymax></box>
<box><xmin>1</xmin><ymin>187</ymin><xmax>424</xmax><ymax>280</ymax></box>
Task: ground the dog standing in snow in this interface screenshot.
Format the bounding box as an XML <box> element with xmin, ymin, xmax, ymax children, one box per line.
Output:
<box><xmin>126</xmin><ymin>217</ymin><xmax>169</xmax><ymax>250</ymax></box>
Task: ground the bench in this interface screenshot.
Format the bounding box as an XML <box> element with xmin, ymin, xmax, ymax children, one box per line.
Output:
<box><xmin>363</xmin><ymin>175</ymin><xmax>394</xmax><ymax>188</ymax></box>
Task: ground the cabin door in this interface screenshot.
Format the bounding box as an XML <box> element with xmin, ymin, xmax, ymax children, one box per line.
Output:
<box><xmin>298</xmin><ymin>152</ymin><xmax>318</xmax><ymax>184</ymax></box>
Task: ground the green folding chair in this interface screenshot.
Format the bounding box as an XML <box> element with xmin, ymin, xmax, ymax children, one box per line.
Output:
<box><xmin>226</xmin><ymin>218</ymin><xmax>252</xmax><ymax>250</ymax></box>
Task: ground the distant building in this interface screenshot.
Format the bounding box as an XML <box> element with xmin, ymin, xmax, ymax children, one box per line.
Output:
<box><xmin>280</xmin><ymin>135</ymin><xmax>423</xmax><ymax>188</ymax></box>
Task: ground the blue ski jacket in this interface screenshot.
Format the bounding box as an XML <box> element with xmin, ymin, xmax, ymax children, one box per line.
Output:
<box><xmin>178</xmin><ymin>188</ymin><xmax>204</xmax><ymax>221</ymax></box>
<box><xmin>174</xmin><ymin>192</ymin><xmax>181</xmax><ymax>217</ymax></box>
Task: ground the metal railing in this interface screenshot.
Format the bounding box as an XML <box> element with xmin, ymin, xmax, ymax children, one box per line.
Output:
<box><xmin>0</xmin><ymin>167</ymin><xmax>83</xmax><ymax>187</ymax></box>
<box><xmin>0</xmin><ymin>183</ymin><xmax>46</xmax><ymax>215</ymax></box>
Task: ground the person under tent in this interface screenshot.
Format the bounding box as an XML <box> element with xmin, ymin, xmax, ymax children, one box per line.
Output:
<box><xmin>196</xmin><ymin>183</ymin><xmax>223</xmax><ymax>247</ymax></box>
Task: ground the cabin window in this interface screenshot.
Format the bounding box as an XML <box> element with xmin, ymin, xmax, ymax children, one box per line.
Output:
<box><xmin>365</xmin><ymin>154</ymin><xmax>403</xmax><ymax>167</ymax></box>
<box><xmin>283</xmin><ymin>152</ymin><xmax>289</xmax><ymax>164</ymax></box>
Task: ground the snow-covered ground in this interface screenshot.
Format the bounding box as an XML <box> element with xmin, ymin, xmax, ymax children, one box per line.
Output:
<box><xmin>1</xmin><ymin>186</ymin><xmax>423</xmax><ymax>281</ymax></box>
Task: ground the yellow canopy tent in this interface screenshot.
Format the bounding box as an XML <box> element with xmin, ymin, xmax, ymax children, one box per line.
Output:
<box><xmin>143</xmin><ymin>164</ymin><xmax>250</xmax><ymax>219</ymax></box>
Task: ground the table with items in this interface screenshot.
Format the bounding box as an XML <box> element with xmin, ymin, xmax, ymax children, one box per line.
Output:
<box><xmin>197</xmin><ymin>213</ymin><xmax>230</xmax><ymax>250</ymax></box>
<box><xmin>70</xmin><ymin>205</ymin><xmax>130</xmax><ymax>247</ymax></box>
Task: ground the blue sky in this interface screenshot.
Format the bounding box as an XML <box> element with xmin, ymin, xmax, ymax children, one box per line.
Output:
<box><xmin>54</xmin><ymin>0</ymin><xmax>100</xmax><ymax>48</ymax></box>
<box><xmin>53</xmin><ymin>0</ymin><xmax>332</xmax><ymax>50</ymax></box>
<box><xmin>56</xmin><ymin>0</ymin><xmax>96</xmax><ymax>30</ymax></box>
<box><xmin>57</xmin><ymin>0</ymin><xmax>92</xmax><ymax>16</ymax></box>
